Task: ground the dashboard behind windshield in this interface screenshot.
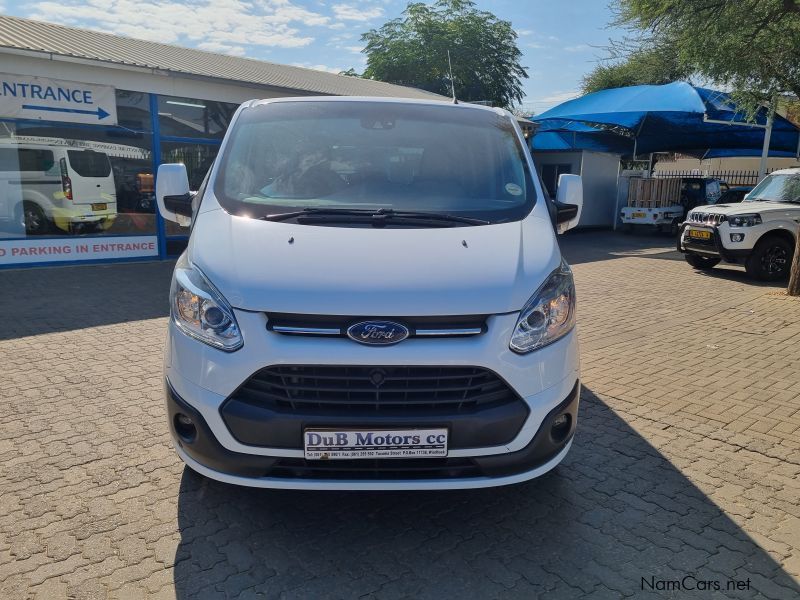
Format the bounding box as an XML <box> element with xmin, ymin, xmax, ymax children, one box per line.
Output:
<box><xmin>214</xmin><ymin>101</ymin><xmax>537</xmax><ymax>223</ymax></box>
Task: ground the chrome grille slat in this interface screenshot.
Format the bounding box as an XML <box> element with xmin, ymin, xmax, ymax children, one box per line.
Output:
<box><xmin>688</xmin><ymin>212</ymin><xmax>727</xmax><ymax>225</ymax></box>
<box><xmin>266</xmin><ymin>313</ymin><xmax>487</xmax><ymax>339</ymax></box>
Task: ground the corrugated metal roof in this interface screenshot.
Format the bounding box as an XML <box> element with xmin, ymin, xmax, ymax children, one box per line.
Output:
<box><xmin>0</xmin><ymin>14</ymin><xmax>442</xmax><ymax>100</ymax></box>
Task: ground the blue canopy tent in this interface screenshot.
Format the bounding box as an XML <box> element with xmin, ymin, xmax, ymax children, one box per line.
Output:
<box><xmin>531</xmin><ymin>82</ymin><xmax>800</xmax><ymax>160</ymax></box>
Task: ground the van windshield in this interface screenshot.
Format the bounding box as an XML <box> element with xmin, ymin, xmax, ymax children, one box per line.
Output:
<box><xmin>214</xmin><ymin>101</ymin><xmax>537</xmax><ymax>224</ymax></box>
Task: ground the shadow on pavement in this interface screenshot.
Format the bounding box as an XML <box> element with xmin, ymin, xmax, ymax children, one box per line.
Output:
<box><xmin>172</xmin><ymin>387</ymin><xmax>800</xmax><ymax>599</ymax></box>
<box><xmin>0</xmin><ymin>260</ymin><xmax>174</xmax><ymax>340</ymax></box>
<box><xmin>560</xmin><ymin>229</ymin><xmax>684</xmax><ymax>265</ymax></box>
<box><xmin>688</xmin><ymin>265</ymin><xmax>788</xmax><ymax>288</ymax></box>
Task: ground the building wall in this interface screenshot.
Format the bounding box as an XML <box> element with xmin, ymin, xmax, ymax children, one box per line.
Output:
<box><xmin>579</xmin><ymin>151</ymin><xmax>621</xmax><ymax>228</ymax></box>
<box><xmin>1</xmin><ymin>54</ymin><xmax>317</xmax><ymax>267</ymax></box>
<box><xmin>532</xmin><ymin>151</ymin><xmax>621</xmax><ymax>228</ymax></box>
<box><xmin>531</xmin><ymin>152</ymin><xmax>582</xmax><ymax>198</ymax></box>
<box><xmin>654</xmin><ymin>155</ymin><xmax>800</xmax><ymax>173</ymax></box>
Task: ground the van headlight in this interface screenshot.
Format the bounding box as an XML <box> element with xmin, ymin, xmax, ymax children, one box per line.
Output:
<box><xmin>170</xmin><ymin>254</ymin><xmax>243</xmax><ymax>351</ymax></box>
<box><xmin>510</xmin><ymin>260</ymin><xmax>576</xmax><ymax>354</ymax></box>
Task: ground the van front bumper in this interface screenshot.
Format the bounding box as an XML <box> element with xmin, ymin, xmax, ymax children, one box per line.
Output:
<box><xmin>52</xmin><ymin>207</ymin><xmax>117</xmax><ymax>232</ymax></box>
<box><xmin>166</xmin><ymin>378</ymin><xmax>579</xmax><ymax>490</ymax></box>
<box><xmin>164</xmin><ymin>311</ymin><xmax>580</xmax><ymax>490</ymax></box>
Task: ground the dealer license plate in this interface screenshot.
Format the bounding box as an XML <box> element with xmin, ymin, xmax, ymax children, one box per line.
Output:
<box><xmin>632</xmin><ymin>211</ymin><xmax>646</xmax><ymax>218</ymax></box>
<box><xmin>304</xmin><ymin>428</ymin><xmax>448</xmax><ymax>460</ymax></box>
<box><xmin>91</xmin><ymin>203</ymin><xmax>107</xmax><ymax>211</ymax></box>
<box><xmin>688</xmin><ymin>229</ymin><xmax>712</xmax><ymax>240</ymax></box>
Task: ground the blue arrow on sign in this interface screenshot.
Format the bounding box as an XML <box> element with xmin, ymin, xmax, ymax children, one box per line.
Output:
<box><xmin>21</xmin><ymin>104</ymin><xmax>111</xmax><ymax>120</ymax></box>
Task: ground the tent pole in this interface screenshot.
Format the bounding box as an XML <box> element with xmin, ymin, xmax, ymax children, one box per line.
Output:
<box><xmin>758</xmin><ymin>97</ymin><xmax>776</xmax><ymax>182</ymax></box>
<box><xmin>796</xmin><ymin>129</ymin><xmax>800</xmax><ymax>159</ymax></box>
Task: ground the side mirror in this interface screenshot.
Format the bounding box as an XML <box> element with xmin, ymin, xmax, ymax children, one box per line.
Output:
<box><xmin>156</xmin><ymin>163</ymin><xmax>193</xmax><ymax>226</ymax></box>
<box><xmin>555</xmin><ymin>174</ymin><xmax>583</xmax><ymax>233</ymax></box>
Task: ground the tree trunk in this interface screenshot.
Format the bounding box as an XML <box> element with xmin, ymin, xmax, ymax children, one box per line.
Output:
<box><xmin>789</xmin><ymin>232</ymin><xmax>800</xmax><ymax>296</ymax></box>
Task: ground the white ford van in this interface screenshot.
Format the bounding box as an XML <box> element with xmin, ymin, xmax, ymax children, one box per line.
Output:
<box><xmin>0</xmin><ymin>143</ymin><xmax>116</xmax><ymax>235</ymax></box>
<box><xmin>157</xmin><ymin>97</ymin><xmax>583</xmax><ymax>490</ymax></box>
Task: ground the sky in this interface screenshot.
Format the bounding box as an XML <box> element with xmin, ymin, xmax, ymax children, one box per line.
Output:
<box><xmin>1</xmin><ymin>0</ymin><xmax>625</xmax><ymax>114</ymax></box>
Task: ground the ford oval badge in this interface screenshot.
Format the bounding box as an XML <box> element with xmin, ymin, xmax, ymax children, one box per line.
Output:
<box><xmin>347</xmin><ymin>320</ymin><xmax>409</xmax><ymax>346</ymax></box>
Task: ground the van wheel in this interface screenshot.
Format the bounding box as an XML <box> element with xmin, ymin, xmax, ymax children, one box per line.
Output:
<box><xmin>22</xmin><ymin>202</ymin><xmax>50</xmax><ymax>235</ymax></box>
<box><xmin>685</xmin><ymin>254</ymin><xmax>720</xmax><ymax>270</ymax></box>
<box><xmin>745</xmin><ymin>236</ymin><xmax>794</xmax><ymax>281</ymax></box>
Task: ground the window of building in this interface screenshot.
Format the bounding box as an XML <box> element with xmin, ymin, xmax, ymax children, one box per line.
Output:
<box><xmin>0</xmin><ymin>91</ymin><xmax>156</xmax><ymax>253</ymax></box>
<box><xmin>157</xmin><ymin>95</ymin><xmax>238</xmax><ymax>139</ymax></box>
<box><xmin>541</xmin><ymin>163</ymin><xmax>575</xmax><ymax>198</ymax></box>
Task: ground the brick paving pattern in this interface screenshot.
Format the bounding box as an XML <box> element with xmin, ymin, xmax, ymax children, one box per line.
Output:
<box><xmin>0</xmin><ymin>231</ymin><xmax>798</xmax><ymax>599</ymax></box>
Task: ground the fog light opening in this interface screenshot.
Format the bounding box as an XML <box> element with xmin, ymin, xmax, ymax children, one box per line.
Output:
<box><xmin>550</xmin><ymin>413</ymin><xmax>572</xmax><ymax>443</ymax></box>
<box><xmin>174</xmin><ymin>413</ymin><xmax>197</xmax><ymax>442</ymax></box>
<box><xmin>730</xmin><ymin>233</ymin><xmax>745</xmax><ymax>242</ymax></box>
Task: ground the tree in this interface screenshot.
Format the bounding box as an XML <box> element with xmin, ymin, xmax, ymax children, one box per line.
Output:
<box><xmin>581</xmin><ymin>43</ymin><xmax>693</xmax><ymax>94</ymax></box>
<box><xmin>361</xmin><ymin>0</ymin><xmax>527</xmax><ymax>109</ymax></box>
<box><xmin>610</xmin><ymin>0</ymin><xmax>800</xmax><ymax>294</ymax></box>
<box><xmin>616</xmin><ymin>0</ymin><xmax>800</xmax><ymax>105</ymax></box>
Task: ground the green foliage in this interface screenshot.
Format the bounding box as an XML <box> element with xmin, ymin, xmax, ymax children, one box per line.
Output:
<box><xmin>361</xmin><ymin>0</ymin><xmax>527</xmax><ymax>109</ymax></box>
<box><xmin>581</xmin><ymin>44</ymin><xmax>693</xmax><ymax>94</ymax></box>
<box><xmin>616</xmin><ymin>0</ymin><xmax>800</xmax><ymax>105</ymax></box>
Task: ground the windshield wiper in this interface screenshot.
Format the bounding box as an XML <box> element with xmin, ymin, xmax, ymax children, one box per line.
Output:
<box><xmin>261</xmin><ymin>207</ymin><xmax>489</xmax><ymax>226</ymax></box>
<box><xmin>370</xmin><ymin>209</ymin><xmax>489</xmax><ymax>225</ymax></box>
<box><xmin>262</xmin><ymin>207</ymin><xmax>377</xmax><ymax>221</ymax></box>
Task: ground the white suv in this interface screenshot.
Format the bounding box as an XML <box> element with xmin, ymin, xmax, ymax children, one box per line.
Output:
<box><xmin>679</xmin><ymin>169</ymin><xmax>800</xmax><ymax>281</ymax></box>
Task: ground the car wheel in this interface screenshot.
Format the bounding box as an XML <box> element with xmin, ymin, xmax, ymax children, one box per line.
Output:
<box><xmin>22</xmin><ymin>202</ymin><xmax>50</xmax><ymax>235</ymax></box>
<box><xmin>745</xmin><ymin>237</ymin><xmax>794</xmax><ymax>281</ymax></box>
<box><xmin>685</xmin><ymin>253</ymin><xmax>720</xmax><ymax>270</ymax></box>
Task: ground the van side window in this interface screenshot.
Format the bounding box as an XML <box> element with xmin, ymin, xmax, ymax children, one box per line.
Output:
<box><xmin>67</xmin><ymin>150</ymin><xmax>112</xmax><ymax>178</ymax></box>
<box><xmin>0</xmin><ymin>148</ymin><xmax>55</xmax><ymax>173</ymax></box>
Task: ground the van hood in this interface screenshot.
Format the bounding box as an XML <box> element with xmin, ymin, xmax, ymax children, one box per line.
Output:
<box><xmin>189</xmin><ymin>208</ymin><xmax>561</xmax><ymax>316</ymax></box>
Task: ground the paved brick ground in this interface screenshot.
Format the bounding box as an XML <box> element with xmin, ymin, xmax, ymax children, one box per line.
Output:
<box><xmin>0</xmin><ymin>231</ymin><xmax>799</xmax><ymax>599</ymax></box>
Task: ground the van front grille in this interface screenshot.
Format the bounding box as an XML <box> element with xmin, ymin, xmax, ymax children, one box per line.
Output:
<box><xmin>233</xmin><ymin>365</ymin><xmax>519</xmax><ymax>412</ymax></box>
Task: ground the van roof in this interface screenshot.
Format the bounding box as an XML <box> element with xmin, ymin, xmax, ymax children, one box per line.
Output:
<box><xmin>247</xmin><ymin>95</ymin><xmax>512</xmax><ymax>118</ymax></box>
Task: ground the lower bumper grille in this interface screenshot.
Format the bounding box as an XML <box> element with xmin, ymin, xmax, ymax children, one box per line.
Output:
<box><xmin>234</xmin><ymin>365</ymin><xmax>520</xmax><ymax>413</ymax></box>
<box><xmin>267</xmin><ymin>457</ymin><xmax>482</xmax><ymax>480</ymax></box>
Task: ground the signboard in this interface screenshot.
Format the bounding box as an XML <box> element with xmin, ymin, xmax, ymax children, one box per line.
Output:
<box><xmin>0</xmin><ymin>73</ymin><xmax>118</xmax><ymax>125</ymax></box>
<box><xmin>2</xmin><ymin>136</ymin><xmax>150</xmax><ymax>160</ymax></box>
<box><xmin>0</xmin><ymin>236</ymin><xmax>157</xmax><ymax>265</ymax></box>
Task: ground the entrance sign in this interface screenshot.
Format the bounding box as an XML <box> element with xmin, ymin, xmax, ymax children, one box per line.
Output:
<box><xmin>0</xmin><ymin>74</ymin><xmax>118</xmax><ymax>125</ymax></box>
<box><xmin>0</xmin><ymin>236</ymin><xmax>157</xmax><ymax>265</ymax></box>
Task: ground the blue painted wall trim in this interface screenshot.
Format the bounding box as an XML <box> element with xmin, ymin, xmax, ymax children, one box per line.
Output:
<box><xmin>150</xmin><ymin>92</ymin><xmax>167</xmax><ymax>260</ymax></box>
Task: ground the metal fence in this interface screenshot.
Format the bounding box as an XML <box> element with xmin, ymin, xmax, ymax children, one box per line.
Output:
<box><xmin>653</xmin><ymin>169</ymin><xmax>777</xmax><ymax>186</ymax></box>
